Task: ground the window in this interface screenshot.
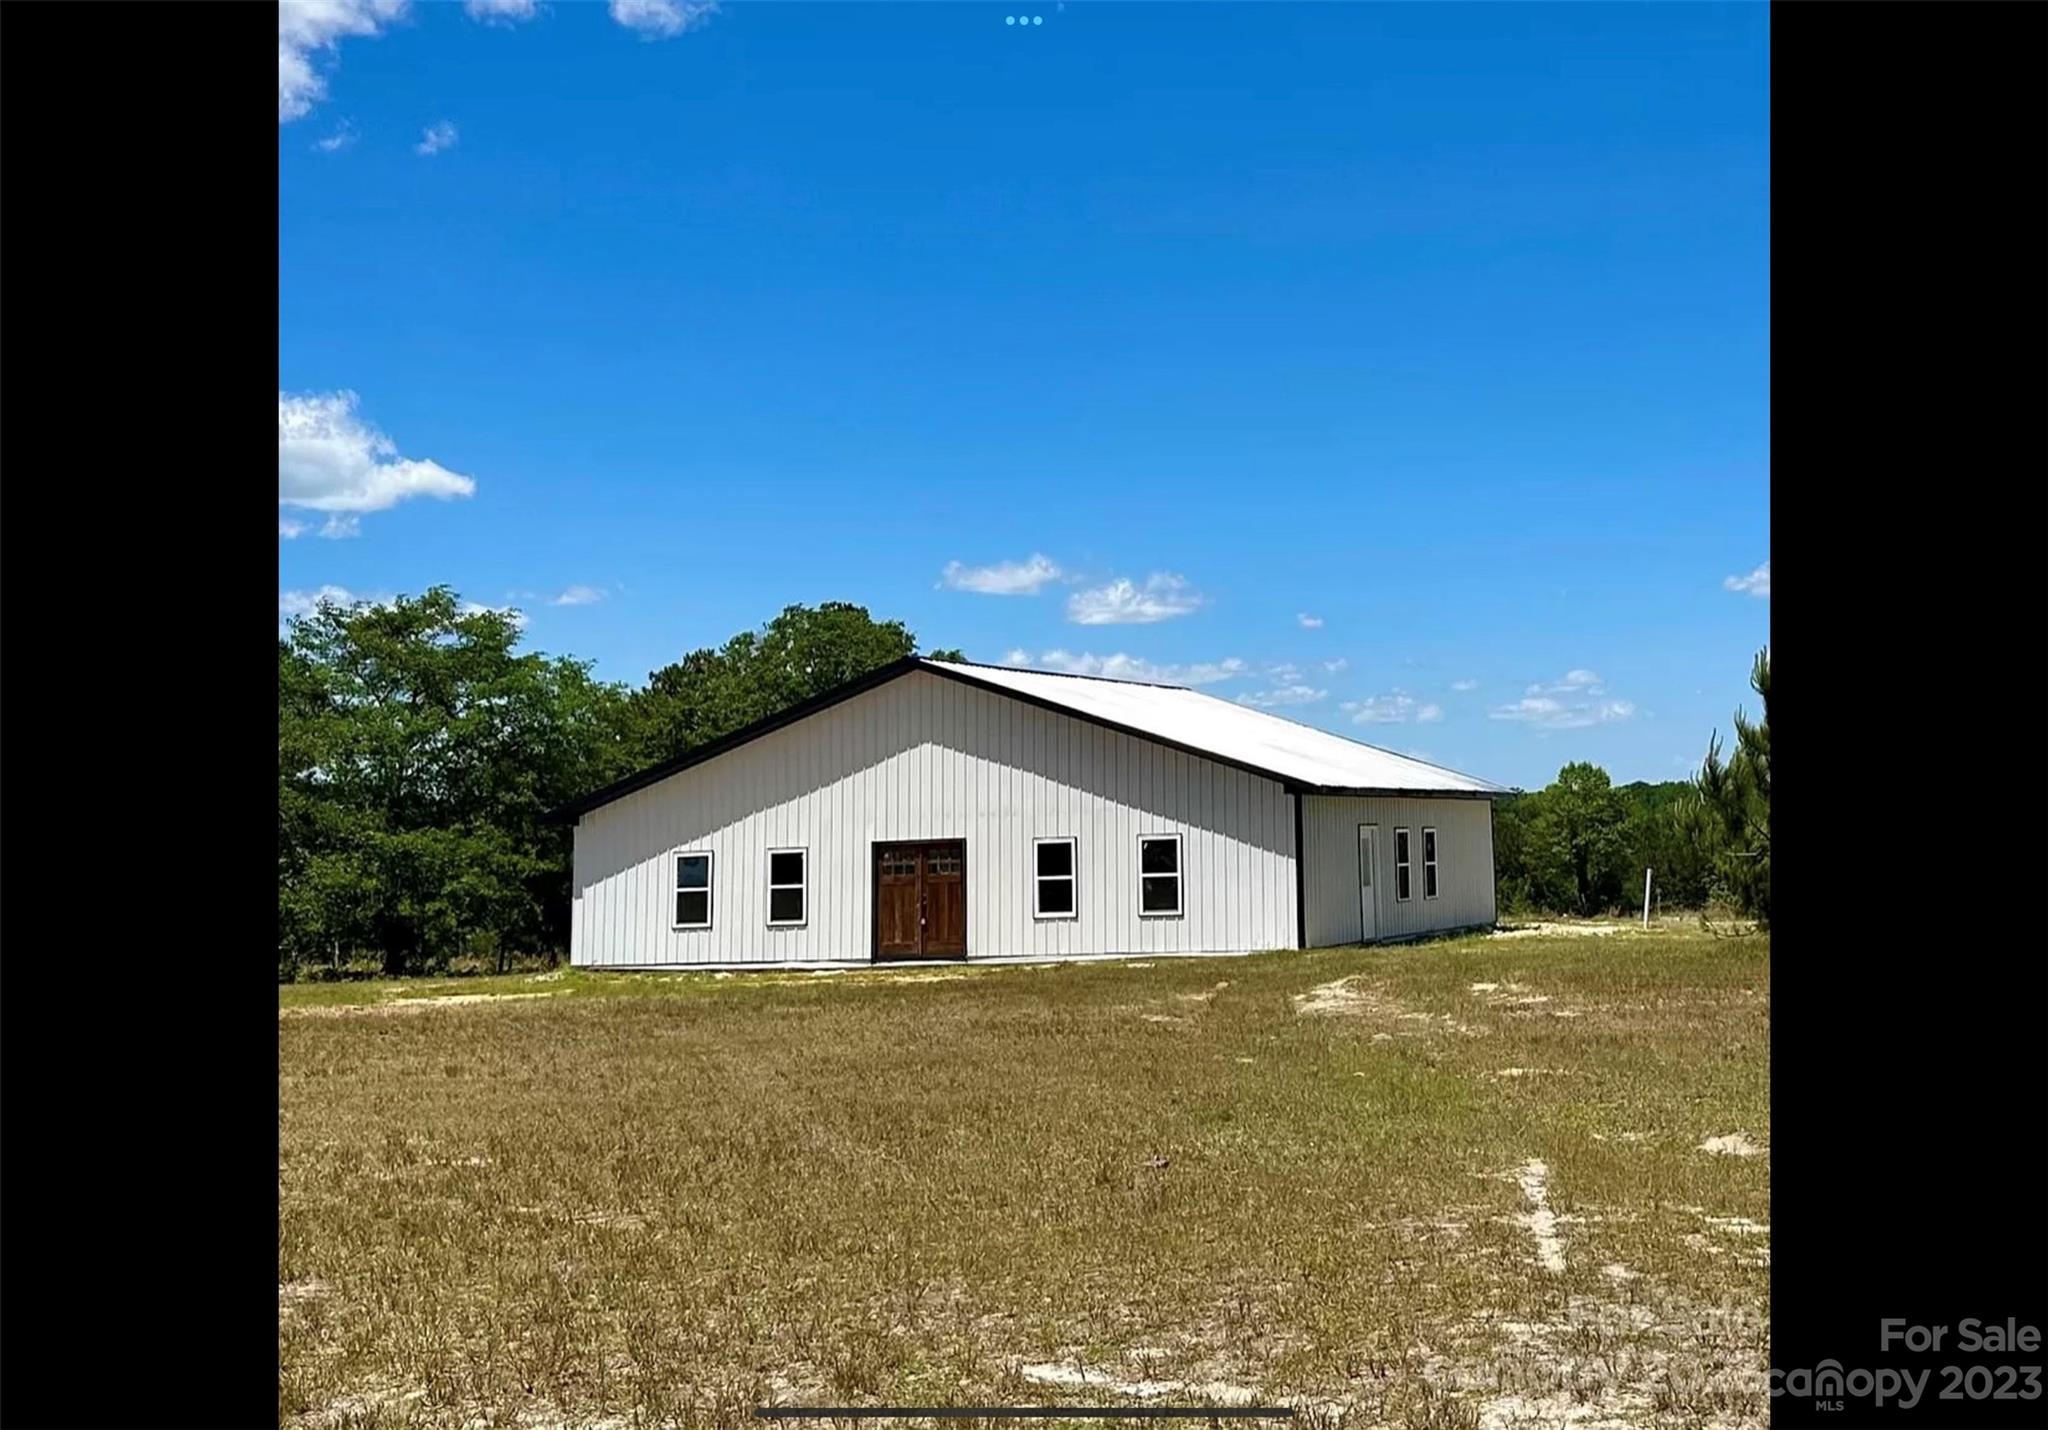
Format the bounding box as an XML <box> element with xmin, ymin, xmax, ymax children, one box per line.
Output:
<box><xmin>1139</xmin><ymin>834</ymin><xmax>1182</xmax><ymax>917</ymax></box>
<box><xmin>1423</xmin><ymin>827</ymin><xmax>1439</xmax><ymax>899</ymax></box>
<box><xmin>1035</xmin><ymin>838</ymin><xmax>1077</xmax><ymax>919</ymax></box>
<box><xmin>673</xmin><ymin>851</ymin><xmax>712</xmax><ymax>930</ymax></box>
<box><xmin>1394</xmin><ymin>828</ymin><xmax>1412</xmax><ymax>901</ymax></box>
<box><xmin>768</xmin><ymin>848</ymin><xmax>807</xmax><ymax>926</ymax></box>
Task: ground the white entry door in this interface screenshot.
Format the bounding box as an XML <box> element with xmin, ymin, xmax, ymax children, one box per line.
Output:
<box><xmin>1357</xmin><ymin>824</ymin><xmax>1380</xmax><ymax>943</ymax></box>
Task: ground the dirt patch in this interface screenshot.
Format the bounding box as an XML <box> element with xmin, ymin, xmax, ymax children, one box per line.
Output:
<box><xmin>1293</xmin><ymin>976</ymin><xmax>1481</xmax><ymax>1035</ymax></box>
<box><xmin>281</xmin><ymin>991</ymin><xmax>564</xmax><ymax>1019</ymax></box>
<box><xmin>1468</xmin><ymin>981</ymin><xmax>1585</xmax><ymax>1022</ymax></box>
<box><xmin>1489</xmin><ymin>922</ymin><xmax>1626</xmax><ymax>939</ymax></box>
<box><xmin>1698</xmin><ymin>1132</ymin><xmax>1763</xmax><ymax>1157</ymax></box>
<box><xmin>1020</xmin><ymin>1359</ymin><xmax>1262</xmax><ymax>1406</ymax></box>
<box><xmin>1514</xmin><ymin>1159</ymin><xmax>1567</xmax><ymax>1274</ymax></box>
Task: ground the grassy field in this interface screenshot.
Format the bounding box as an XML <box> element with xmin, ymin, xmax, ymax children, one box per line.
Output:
<box><xmin>279</xmin><ymin>924</ymin><xmax>1769</xmax><ymax>1430</ymax></box>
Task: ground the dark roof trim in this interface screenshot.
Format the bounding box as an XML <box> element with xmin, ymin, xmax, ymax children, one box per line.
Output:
<box><xmin>547</xmin><ymin>657</ymin><xmax>1505</xmax><ymax>824</ymax></box>
<box><xmin>545</xmin><ymin>657</ymin><xmax>926</xmax><ymax>823</ymax></box>
<box><xmin>1290</xmin><ymin>785</ymin><xmax>1503</xmax><ymax>800</ymax></box>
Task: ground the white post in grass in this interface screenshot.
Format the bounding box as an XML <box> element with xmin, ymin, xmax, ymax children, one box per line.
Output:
<box><xmin>1642</xmin><ymin>867</ymin><xmax>1653</xmax><ymax>928</ymax></box>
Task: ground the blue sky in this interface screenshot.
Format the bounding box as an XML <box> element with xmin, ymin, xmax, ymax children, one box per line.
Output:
<box><xmin>279</xmin><ymin>1</ymin><xmax>1769</xmax><ymax>791</ymax></box>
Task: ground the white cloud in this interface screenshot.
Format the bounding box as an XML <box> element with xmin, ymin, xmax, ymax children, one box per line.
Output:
<box><xmin>551</xmin><ymin>585</ymin><xmax>605</xmax><ymax>606</ymax></box>
<box><xmin>279</xmin><ymin>391</ymin><xmax>477</xmax><ymax>530</ymax></box>
<box><xmin>1323</xmin><ymin>658</ymin><xmax>1348</xmax><ymax>673</ymax></box>
<box><xmin>1066</xmin><ymin>572</ymin><xmax>1204</xmax><ymax>625</ymax></box>
<box><xmin>313</xmin><ymin>121</ymin><xmax>357</xmax><ymax>152</ymax></box>
<box><xmin>278</xmin><ymin>0</ymin><xmax>407</xmax><ymax>123</ymax></box>
<box><xmin>463</xmin><ymin>600</ymin><xmax>528</xmax><ymax>629</ymax></box>
<box><xmin>466</xmin><ymin>0</ymin><xmax>538</xmax><ymax>21</ymax></box>
<box><xmin>1724</xmin><ymin>560</ymin><xmax>1770</xmax><ymax>598</ymax></box>
<box><xmin>279</xmin><ymin>517</ymin><xmax>308</xmax><ymax>540</ymax></box>
<box><xmin>415</xmin><ymin>120</ymin><xmax>459</xmax><ymax>156</ymax></box>
<box><xmin>1238</xmin><ymin>684</ymin><xmax>1328</xmax><ymax>709</ymax></box>
<box><xmin>939</xmin><ymin>554</ymin><xmax>1063</xmax><ymax>595</ymax></box>
<box><xmin>319</xmin><ymin>514</ymin><xmax>362</xmax><ymax>539</ymax></box>
<box><xmin>279</xmin><ymin>585</ymin><xmax>363</xmax><ymax>619</ymax></box>
<box><xmin>1450</xmin><ymin>678</ymin><xmax>1479</xmax><ymax>692</ymax></box>
<box><xmin>1002</xmin><ymin>649</ymin><xmax>1247</xmax><ymax>687</ymax></box>
<box><xmin>1296</xmin><ymin>613</ymin><xmax>1324</xmax><ymax>629</ymax></box>
<box><xmin>1489</xmin><ymin>670</ymin><xmax>1636</xmax><ymax>729</ymax></box>
<box><xmin>609</xmin><ymin>0</ymin><xmax>719</xmax><ymax>38</ymax></box>
<box><xmin>1342</xmin><ymin>691</ymin><xmax>1443</xmax><ymax>725</ymax></box>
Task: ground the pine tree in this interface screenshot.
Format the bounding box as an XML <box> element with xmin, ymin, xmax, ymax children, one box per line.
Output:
<box><xmin>1682</xmin><ymin>648</ymin><xmax>1770</xmax><ymax>926</ymax></box>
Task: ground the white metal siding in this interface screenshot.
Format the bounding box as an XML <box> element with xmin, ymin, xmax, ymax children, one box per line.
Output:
<box><xmin>1300</xmin><ymin>794</ymin><xmax>1496</xmax><ymax>947</ymax></box>
<box><xmin>572</xmin><ymin>670</ymin><xmax>1299</xmax><ymax>966</ymax></box>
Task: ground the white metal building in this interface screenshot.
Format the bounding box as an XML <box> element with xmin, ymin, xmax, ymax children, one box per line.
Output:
<box><xmin>554</xmin><ymin>657</ymin><xmax>1508</xmax><ymax>969</ymax></box>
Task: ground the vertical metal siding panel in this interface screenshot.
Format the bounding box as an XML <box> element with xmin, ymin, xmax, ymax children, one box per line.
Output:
<box><xmin>1012</xmin><ymin>692</ymin><xmax>1026</xmax><ymax>951</ymax></box>
<box><xmin>1190</xmin><ymin>760</ymin><xmax>1209</xmax><ymax>950</ymax></box>
<box><xmin>1245</xmin><ymin>770</ymin><xmax>1261</xmax><ymax>946</ymax></box>
<box><xmin>1130</xmin><ymin>729</ymin><xmax>1146</xmax><ymax>950</ymax></box>
<box><xmin>1173</xmin><ymin>748</ymin><xmax>1191</xmax><ymax>954</ymax></box>
<box><xmin>1063</xmin><ymin>715</ymin><xmax>1080</xmax><ymax>959</ymax></box>
<box><xmin>984</xmin><ymin>684</ymin><xmax>998</xmax><ymax>955</ymax></box>
<box><xmin>1090</xmin><ymin>722</ymin><xmax>1105</xmax><ymax>956</ymax></box>
<box><xmin>1022</xmin><ymin>700</ymin><xmax>1040</xmax><ymax>956</ymax></box>
<box><xmin>985</xmin><ymin>692</ymin><xmax>1000</xmax><ymax>946</ymax></box>
<box><xmin>832</xmin><ymin>701</ymin><xmax>846</xmax><ymax>956</ymax></box>
<box><xmin>1220</xmin><ymin>770</ymin><xmax>1236</xmax><ymax>946</ymax></box>
<box><xmin>635</xmin><ymin>789</ymin><xmax>653</xmax><ymax>965</ymax></box>
<box><xmin>1181</xmin><ymin>752</ymin><xmax>1196</xmax><ymax>952</ymax></box>
<box><xmin>1036</xmin><ymin>710</ymin><xmax>1053</xmax><ymax>957</ymax></box>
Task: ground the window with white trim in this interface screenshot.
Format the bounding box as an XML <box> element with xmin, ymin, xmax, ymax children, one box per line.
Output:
<box><xmin>1035</xmin><ymin>837</ymin><xmax>1077</xmax><ymax>919</ymax></box>
<box><xmin>1139</xmin><ymin>834</ymin><xmax>1182</xmax><ymax>917</ymax></box>
<box><xmin>767</xmin><ymin>848</ymin><xmax>807</xmax><ymax>926</ymax></box>
<box><xmin>1394</xmin><ymin>828</ymin><xmax>1413</xmax><ymax>901</ymax></box>
<box><xmin>1423</xmin><ymin>827</ymin><xmax>1439</xmax><ymax>899</ymax></box>
<box><xmin>673</xmin><ymin>851</ymin><xmax>712</xmax><ymax>929</ymax></box>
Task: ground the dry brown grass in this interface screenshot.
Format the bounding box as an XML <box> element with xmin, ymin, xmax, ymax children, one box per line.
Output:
<box><xmin>279</xmin><ymin>929</ymin><xmax>1769</xmax><ymax>1430</ymax></box>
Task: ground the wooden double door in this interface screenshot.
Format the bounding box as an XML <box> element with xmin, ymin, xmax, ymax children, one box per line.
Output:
<box><xmin>873</xmin><ymin>840</ymin><xmax>967</xmax><ymax>960</ymax></box>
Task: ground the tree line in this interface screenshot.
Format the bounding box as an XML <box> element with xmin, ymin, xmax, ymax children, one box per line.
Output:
<box><xmin>278</xmin><ymin>587</ymin><xmax>1768</xmax><ymax>978</ymax></box>
<box><xmin>1494</xmin><ymin>650</ymin><xmax>1769</xmax><ymax>925</ymax></box>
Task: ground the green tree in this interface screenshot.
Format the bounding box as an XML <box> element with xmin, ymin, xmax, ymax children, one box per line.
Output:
<box><xmin>1680</xmin><ymin>648</ymin><xmax>1770</xmax><ymax>925</ymax></box>
<box><xmin>277</xmin><ymin>587</ymin><xmax>636</xmax><ymax>976</ymax></box>
<box><xmin>627</xmin><ymin>602</ymin><xmax>923</xmax><ymax>764</ymax></box>
<box><xmin>1532</xmin><ymin>762</ymin><xmax>1627</xmax><ymax>916</ymax></box>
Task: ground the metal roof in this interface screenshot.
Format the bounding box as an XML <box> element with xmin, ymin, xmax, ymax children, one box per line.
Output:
<box><xmin>932</xmin><ymin>659</ymin><xmax>1508</xmax><ymax>797</ymax></box>
<box><xmin>551</xmin><ymin>655</ymin><xmax>1506</xmax><ymax>822</ymax></box>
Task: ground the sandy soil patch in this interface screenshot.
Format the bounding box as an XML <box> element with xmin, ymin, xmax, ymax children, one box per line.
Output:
<box><xmin>1490</xmin><ymin>922</ymin><xmax>1626</xmax><ymax>939</ymax></box>
<box><xmin>1293</xmin><ymin>976</ymin><xmax>1482</xmax><ymax>1035</ymax></box>
<box><xmin>282</xmin><ymin>991</ymin><xmax>563</xmax><ymax>1019</ymax></box>
<box><xmin>1514</xmin><ymin>1159</ymin><xmax>1567</xmax><ymax>1273</ymax></box>
<box><xmin>1019</xmin><ymin>1360</ymin><xmax>1262</xmax><ymax>1405</ymax></box>
<box><xmin>1698</xmin><ymin>1132</ymin><xmax>1763</xmax><ymax>1157</ymax></box>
